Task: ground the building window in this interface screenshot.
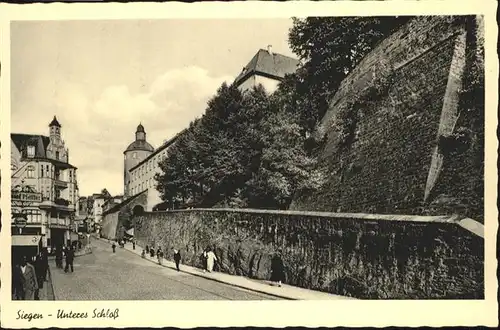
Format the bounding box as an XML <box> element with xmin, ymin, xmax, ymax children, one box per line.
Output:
<box><xmin>41</xmin><ymin>166</ymin><xmax>44</xmax><ymax>177</ymax></box>
<box><xmin>27</xmin><ymin>165</ymin><xmax>35</xmax><ymax>178</ymax></box>
<box><xmin>27</xmin><ymin>145</ymin><xmax>35</xmax><ymax>158</ymax></box>
<box><xmin>55</xmin><ymin>151</ymin><xmax>60</xmax><ymax>160</ymax></box>
<box><xmin>133</xmin><ymin>152</ymin><xmax>137</xmax><ymax>159</ymax></box>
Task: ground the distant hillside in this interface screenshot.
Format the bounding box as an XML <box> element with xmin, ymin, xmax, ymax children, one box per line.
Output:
<box><xmin>290</xmin><ymin>16</ymin><xmax>484</xmax><ymax>222</ymax></box>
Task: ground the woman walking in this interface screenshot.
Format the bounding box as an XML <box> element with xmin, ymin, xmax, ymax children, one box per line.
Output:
<box><xmin>270</xmin><ymin>252</ymin><xmax>285</xmax><ymax>287</ymax></box>
<box><xmin>206</xmin><ymin>248</ymin><xmax>217</xmax><ymax>273</ymax></box>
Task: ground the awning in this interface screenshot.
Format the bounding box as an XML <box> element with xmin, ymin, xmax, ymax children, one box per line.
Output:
<box><xmin>12</xmin><ymin>235</ymin><xmax>42</xmax><ymax>247</ymax></box>
<box><xmin>125</xmin><ymin>228</ymin><xmax>134</xmax><ymax>236</ymax></box>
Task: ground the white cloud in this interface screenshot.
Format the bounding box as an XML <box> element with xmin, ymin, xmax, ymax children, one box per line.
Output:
<box><xmin>51</xmin><ymin>66</ymin><xmax>233</xmax><ymax>196</ymax></box>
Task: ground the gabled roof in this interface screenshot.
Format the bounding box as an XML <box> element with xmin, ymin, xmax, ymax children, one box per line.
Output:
<box><xmin>234</xmin><ymin>49</ymin><xmax>300</xmax><ymax>87</ymax></box>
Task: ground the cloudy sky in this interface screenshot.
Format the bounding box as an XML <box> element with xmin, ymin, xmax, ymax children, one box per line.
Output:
<box><xmin>11</xmin><ymin>19</ymin><xmax>295</xmax><ymax>196</ymax></box>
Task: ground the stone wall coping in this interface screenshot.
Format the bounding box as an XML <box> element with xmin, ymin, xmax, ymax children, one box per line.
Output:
<box><xmin>143</xmin><ymin>208</ymin><xmax>484</xmax><ymax>238</ymax></box>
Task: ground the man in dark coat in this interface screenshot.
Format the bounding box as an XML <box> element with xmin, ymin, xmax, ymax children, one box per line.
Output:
<box><xmin>55</xmin><ymin>246</ymin><xmax>63</xmax><ymax>268</ymax></box>
<box><xmin>270</xmin><ymin>252</ymin><xmax>285</xmax><ymax>287</ymax></box>
<box><xmin>173</xmin><ymin>249</ymin><xmax>182</xmax><ymax>271</ymax></box>
<box><xmin>64</xmin><ymin>246</ymin><xmax>75</xmax><ymax>273</ymax></box>
<box><xmin>12</xmin><ymin>259</ymin><xmax>24</xmax><ymax>300</ymax></box>
<box><xmin>34</xmin><ymin>251</ymin><xmax>45</xmax><ymax>289</ymax></box>
<box><xmin>41</xmin><ymin>248</ymin><xmax>49</xmax><ymax>281</ymax></box>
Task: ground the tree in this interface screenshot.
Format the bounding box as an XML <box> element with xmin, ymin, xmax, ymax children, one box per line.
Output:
<box><xmin>242</xmin><ymin>96</ymin><xmax>326</xmax><ymax>209</ymax></box>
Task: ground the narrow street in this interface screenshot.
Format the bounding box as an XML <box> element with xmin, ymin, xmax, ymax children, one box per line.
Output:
<box><xmin>49</xmin><ymin>239</ymin><xmax>278</xmax><ymax>300</ymax></box>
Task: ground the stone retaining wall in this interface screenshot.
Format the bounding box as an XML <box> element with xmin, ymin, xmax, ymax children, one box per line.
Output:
<box><xmin>134</xmin><ymin>208</ymin><xmax>483</xmax><ymax>299</ymax></box>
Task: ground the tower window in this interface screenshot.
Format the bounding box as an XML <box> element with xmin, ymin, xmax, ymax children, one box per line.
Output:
<box><xmin>55</xmin><ymin>151</ymin><xmax>60</xmax><ymax>160</ymax></box>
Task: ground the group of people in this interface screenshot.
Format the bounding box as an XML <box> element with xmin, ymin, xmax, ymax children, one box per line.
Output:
<box><xmin>112</xmin><ymin>238</ymin><xmax>135</xmax><ymax>253</ymax></box>
<box><xmin>54</xmin><ymin>245</ymin><xmax>75</xmax><ymax>273</ymax></box>
<box><xmin>116</xmin><ymin>239</ymin><xmax>285</xmax><ymax>287</ymax></box>
<box><xmin>201</xmin><ymin>248</ymin><xmax>217</xmax><ymax>273</ymax></box>
<box><xmin>12</xmin><ymin>250</ymin><xmax>48</xmax><ymax>300</ymax></box>
<box><xmin>142</xmin><ymin>245</ymin><xmax>183</xmax><ymax>271</ymax></box>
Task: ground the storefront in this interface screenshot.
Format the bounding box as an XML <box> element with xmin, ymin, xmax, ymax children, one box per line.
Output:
<box><xmin>11</xmin><ymin>235</ymin><xmax>42</xmax><ymax>265</ymax></box>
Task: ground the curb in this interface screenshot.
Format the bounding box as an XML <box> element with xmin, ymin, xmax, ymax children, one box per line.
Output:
<box><xmin>99</xmin><ymin>238</ymin><xmax>295</xmax><ymax>300</ymax></box>
<box><xmin>48</xmin><ymin>265</ymin><xmax>58</xmax><ymax>300</ymax></box>
<box><xmin>47</xmin><ymin>266</ymin><xmax>56</xmax><ymax>301</ymax></box>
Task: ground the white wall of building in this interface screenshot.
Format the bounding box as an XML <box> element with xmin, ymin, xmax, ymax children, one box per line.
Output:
<box><xmin>237</xmin><ymin>75</ymin><xmax>280</xmax><ymax>94</ymax></box>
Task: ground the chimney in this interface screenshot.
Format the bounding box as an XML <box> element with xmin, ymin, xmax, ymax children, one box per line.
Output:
<box><xmin>267</xmin><ymin>45</ymin><xmax>273</xmax><ymax>55</ymax></box>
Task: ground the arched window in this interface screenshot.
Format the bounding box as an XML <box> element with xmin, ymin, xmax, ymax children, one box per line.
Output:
<box><xmin>55</xmin><ymin>151</ymin><xmax>60</xmax><ymax>160</ymax></box>
<box><xmin>27</xmin><ymin>165</ymin><xmax>35</xmax><ymax>178</ymax></box>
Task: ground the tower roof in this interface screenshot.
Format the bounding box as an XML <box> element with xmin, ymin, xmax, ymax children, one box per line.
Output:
<box><xmin>49</xmin><ymin>116</ymin><xmax>61</xmax><ymax>128</ymax></box>
<box><xmin>124</xmin><ymin>140</ymin><xmax>154</xmax><ymax>153</ymax></box>
<box><xmin>136</xmin><ymin>123</ymin><xmax>145</xmax><ymax>133</ymax></box>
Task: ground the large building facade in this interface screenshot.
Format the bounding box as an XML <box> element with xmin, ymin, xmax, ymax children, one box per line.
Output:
<box><xmin>11</xmin><ymin>116</ymin><xmax>79</xmax><ymax>250</ymax></box>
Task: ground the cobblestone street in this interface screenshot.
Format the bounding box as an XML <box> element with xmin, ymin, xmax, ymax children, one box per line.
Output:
<box><xmin>49</xmin><ymin>239</ymin><xmax>277</xmax><ymax>300</ymax></box>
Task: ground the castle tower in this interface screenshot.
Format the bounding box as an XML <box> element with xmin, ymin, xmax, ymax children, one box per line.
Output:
<box><xmin>47</xmin><ymin>115</ymin><xmax>68</xmax><ymax>162</ymax></box>
<box><xmin>123</xmin><ymin>123</ymin><xmax>154</xmax><ymax>197</ymax></box>
<box><xmin>49</xmin><ymin>116</ymin><xmax>62</xmax><ymax>142</ymax></box>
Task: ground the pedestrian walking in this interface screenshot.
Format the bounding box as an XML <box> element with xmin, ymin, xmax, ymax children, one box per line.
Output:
<box><xmin>145</xmin><ymin>245</ymin><xmax>149</xmax><ymax>255</ymax></box>
<box><xmin>112</xmin><ymin>242</ymin><xmax>116</xmax><ymax>253</ymax></box>
<box><xmin>270</xmin><ymin>251</ymin><xmax>285</xmax><ymax>287</ymax></box>
<box><xmin>141</xmin><ymin>249</ymin><xmax>146</xmax><ymax>258</ymax></box>
<box><xmin>12</xmin><ymin>259</ymin><xmax>25</xmax><ymax>300</ymax></box>
<box><xmin>42</xmin><ymin>248</ymin><xmax>49</xmax><ymax>281</ymax></box>
<box><xmin>201</xmin><ymin>250</ymin><xmax>208</xmax><ymax>272</ymax></box>
<box><xmin>157</xmin><ymin>247</ymin><xmax>163</xmax><ymax>265</ymax></box>
<box><xmin>34</xmin><ymin>251</ymin><xmax>45</xmax><ymax>289</ymax></box>
<box><xmin>132</xmin><ymin>240</ymin><xmax>136</xmax><ymax>250</ymax></box>
<box><xmin>173</xmin><ymin>249</ymin><xmax>181</xmax><ymax>271</ymax></box>
<box><xmin>55</xmin><ymin>246</ymin><xmax>63</xmax><ymax>268</ymax></box>
<box><xmin>206</xmin><ymin>248</ymin><xmax>217</xmax><ymax>273</ymax></box>
<box><xmin>64</xmin><ymin>246</ymin><xmax>75</xmax><ymax>273</ymax></box>
<box><xmin>15</xmin><ymin>256</ymin><xmax>38</xmax><ymax>300</ymax></box>
<box><xmin>150</xmin><ymin>246</ymin><xmax>155</xmax><ymax>258</ymax></box>
<box><xmin>120</xmin><ymin>239</ymin><xmax>125</xmax><ymax>248</ymax></box>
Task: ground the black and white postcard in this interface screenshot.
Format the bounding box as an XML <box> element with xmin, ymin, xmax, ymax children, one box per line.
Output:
<box><xmin>0</xmin><ymin>1</ymin><xmax>497</xmax><ymax>328</ymax></box>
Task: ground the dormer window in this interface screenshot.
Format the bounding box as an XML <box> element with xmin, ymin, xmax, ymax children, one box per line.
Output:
<box><xmin>27</xmin><ymin>145</ymin><xmax>35</xmax><ymax>158</ymax></box>
<box><xmin>55</xmin><ymin>151</ymin><xmax>60</xmax><ymax>160</ymax></box>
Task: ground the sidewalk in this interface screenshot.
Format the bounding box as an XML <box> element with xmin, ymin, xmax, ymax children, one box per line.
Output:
<box><xmin>99</xmin><ymin>238</ymin><xmax>352</xmax><ymax>300</ymax></box>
